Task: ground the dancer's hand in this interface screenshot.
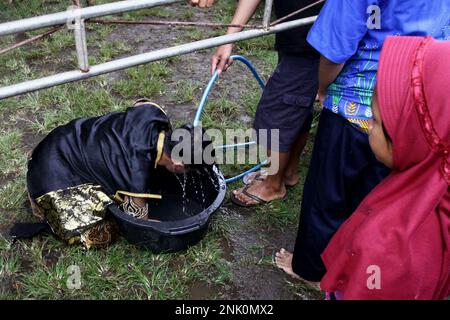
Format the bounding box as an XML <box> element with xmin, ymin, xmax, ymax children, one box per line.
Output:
<box><xmin>189</xmin><ymin>0</ymin><xmax>215</xmax><ymax>8</ymax></box>
<box><xmin>211</xmin><ymin>44</ymin><xmax>234</xmax><ymax>75</ymax></box>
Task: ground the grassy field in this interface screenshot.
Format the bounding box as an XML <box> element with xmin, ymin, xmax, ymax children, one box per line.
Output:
<box><xmin>0</xmin><ymin>0</ymin><xmax>321</xmax><ymax>300</ymax></box>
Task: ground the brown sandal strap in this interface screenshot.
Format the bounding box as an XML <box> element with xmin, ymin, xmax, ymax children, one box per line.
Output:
<box><xmin>241</xmin><ymin>185</ymin><xmax>268</xmax><ymax>204</ymax></box>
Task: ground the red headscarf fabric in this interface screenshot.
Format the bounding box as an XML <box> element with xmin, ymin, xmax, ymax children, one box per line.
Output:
<box><xmin>320</xmin><ymin>36</ymin><xmax>450</xmax><ymax>300</ymax></box>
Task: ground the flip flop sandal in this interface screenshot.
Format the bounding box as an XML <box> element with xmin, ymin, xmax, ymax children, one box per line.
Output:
<box><xmin>230</xmin><ymin>184</ymin><xmax>268</xmax><ymax>207</ymax></box>
<box><xmin>242</xmin><ymin>170</ymin><xmax>268</xmax><ymax>185</ymax></box>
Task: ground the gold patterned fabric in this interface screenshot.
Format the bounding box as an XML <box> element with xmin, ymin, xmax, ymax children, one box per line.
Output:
<box><xmin>347</xmin><ymin>118</ymin><xmax>370</xmax><ymax>134</ymax></box>
<box><xmin>35</xmin><ymin>183</ymin><xmax>118</xmax><ymax>249</ymax></box>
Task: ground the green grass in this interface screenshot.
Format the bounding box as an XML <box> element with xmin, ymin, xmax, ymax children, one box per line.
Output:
<box><xmin>0</xmin><ymin>177</ymin><xmax>27</xmax><ymax>213</ymax></box>
<box><xmin>0</xmin><ymin>130</ymin><xmax>26</xmax><ymax>177</ymax></box>
<box><xmin>183</xmin><ymin>8</ymin><xmax>195</xmax><ymax>20</ymax></box>
<box><xmin>0</xmin><ymin>0</ymin><xmax>67</xmax><ymax>20</ymax></box>
<box><xmin>112</xmin><ymin>62</ymin><xmax>171</xmax><ymax>99</ymax></box>
<box><xmin>242</xmin><ymin>90</ymin><xmax>263</xmax><ymax>117</ymax></box>
<box><xmin>121</xmin><ymin>6</ymin><xmax>172</xmax><ymax>20</ymax></box>
<box><xmin>0</xmin><ymin>217</ymin><xmax>232</xmax><ymax>299</ymax></box>
<box><xmin>184</xmin><ymin>27</ymin><xmax>209</xmax><ymax>41</ymax></box>
<box><xmin>0</xmin><ymin>0</ymin><xmax>320</xmax><ymax>300</ymax></box>
<box><xmin>173</xmin><ymin>80</ymin><xmax>201</xmax><ymax>104</ymax></box>
<box><xmin>97</xmin><ymin>40</ymin><xmax>132</xmax><ymax>63</ymax></box>
<box><xmin>25</xmin><ymin>82</ymin><xmax>126</xmax><ymax>134</ymax></box>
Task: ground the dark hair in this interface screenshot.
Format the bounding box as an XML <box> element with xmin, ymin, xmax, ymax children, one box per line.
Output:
<box><xmin>164</xmin><ymin>124</ymin><xmax>215</xmax><ymax>169</ymax></box>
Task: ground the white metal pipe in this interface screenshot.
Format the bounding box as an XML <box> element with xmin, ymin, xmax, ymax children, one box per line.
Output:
<box><xmin>73</xmin><ymin>18</ymin><xmax>89</xmax><ymax>72</ymax></box>
<box><xmin>263</xmin><ymin>0</ymin><xmax>274</xmax><ymax>29</ymax></box>
<box><xmin>0</xmin><ymin>0</ymin><xmax>183</xmax><ymax>37</ymax></box>
<box><xmin>0</xmin><ymin>16</ymin><xmax>317</xmax><ymax>100</ymax></box>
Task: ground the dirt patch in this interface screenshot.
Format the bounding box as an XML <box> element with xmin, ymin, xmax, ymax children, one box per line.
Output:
<box><xmin>43</xmin><ymin>248</ymin><xmax>61</xmax><ymax>269</ymax></box>
<box><xmin>188</xmin><ymin>280</ymin><xmax>223</xmax><ymax>300</ymax></box>
<box><xmin>0</xmin><ymin>173</ymin><xmax>16</xmax><ymax>188</ymax></box>
<box><xmin>217</xmin><ymin>204</ymin><xmax>320</xmax><ymax>300</ymax></box>
<box><xmin>0</xmin><ymin>274</ymin><xmax>18</xmax><ymax>297</ymax></box>
<box><xmin>19</xmin><ymin>254</ymin><xmax>34</xmax><ymax>273</ymax></box>
<box><xmin>0</xmin><ymin>223</ymin><xmax>10</xmax><ymax>238</ymax></box>
<box><xmin>218</xmin><ymin>236</ymin><xmax>234</xmax><ymax>262</ymax></box>
<box><xmin>21</xmin><ymin>129</ymin><xmax>44</xmax><ymax>152</ymax></box>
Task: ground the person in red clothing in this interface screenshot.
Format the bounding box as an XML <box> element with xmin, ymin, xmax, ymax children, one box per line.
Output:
<box><xmin>320</xmin><ymin>36</ymin><xmax>450</xmax><ymax>300</ymax></box>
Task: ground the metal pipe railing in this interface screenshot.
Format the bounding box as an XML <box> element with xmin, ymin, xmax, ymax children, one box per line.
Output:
<box><xmin>262</xmin><ymin>0</ymin><xmax>274</xmax><ymax>29</ymax></box>
<box><xmin>0</xmin><ymin>16</ymin><xmax>317</xmax><ymax>100</ymax></box>
<box><xmin>71</xmin><ymin>9</ymin><xmax>90</xmax><ymax>72</ymax></box>
<box><xmin>0</xmin><ymin>0</ymin><xmax>184</xmax><ymax>37</ymax></box>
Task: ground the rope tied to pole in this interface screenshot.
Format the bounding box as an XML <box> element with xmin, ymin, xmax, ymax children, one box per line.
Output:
<box><xmin>0</xmin><ymin>26</ymin><xmax>64</xmax><ymax>55</ymax></box>
<box><xmin>270</xmin><ymin>0</ymin><xmax>324</xmax><ymax>26</ymax></box>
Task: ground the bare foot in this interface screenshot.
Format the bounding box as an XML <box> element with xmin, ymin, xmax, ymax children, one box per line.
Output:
<box><xmin>232</xmin><ymin>180</ymin><xmax>286</xmax><ymax>206</ymax></box>
<box><xmin>243</xmin><ymin>170</ymin><xmax>268</xmax><ymax>185</ymax></box>
<box><xmin>275</xmin><ymin>248</ymin><xmax>320</xmax><ymax>290</ymax></box>
<box><xmin>275</xmin><ymin>248</ymin><xmax>301</xmax><ymax>279</ymax></box>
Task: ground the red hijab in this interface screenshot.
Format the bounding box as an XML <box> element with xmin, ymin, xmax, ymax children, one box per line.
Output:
<box><xmin>320</xmin><ymin>36</ymin><xmax>450</xmax><ymax>300</ymax></box>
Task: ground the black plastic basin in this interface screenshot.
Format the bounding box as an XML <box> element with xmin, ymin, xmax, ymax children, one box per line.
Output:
<box><xmin>108</xmin><ymin>164</ymin><xmax>226</xmax><ymax>253</ymax></box>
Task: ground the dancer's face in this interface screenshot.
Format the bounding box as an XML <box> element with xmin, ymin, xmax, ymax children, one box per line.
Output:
<box><xmin>368</xmin><ymin>91</ymin><xmax>393</xmax><ymax>168</ymax></box>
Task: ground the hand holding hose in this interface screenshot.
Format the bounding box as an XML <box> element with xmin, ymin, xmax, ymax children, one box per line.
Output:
<box><xmin>210</xmin><ymin>0</ymin><xmax>261</xmax><ymax>75</ymax></box>
<box><xmin>211</xmin><ymin>44</ymin><xmax>234</xmax><ymax>75</ymax></box>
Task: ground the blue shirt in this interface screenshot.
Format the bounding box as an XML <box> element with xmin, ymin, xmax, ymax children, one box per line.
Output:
<box><xmin>307</xmin><ymin>0</ymin><xmax>450</xmax><ymax>132</ymax></box>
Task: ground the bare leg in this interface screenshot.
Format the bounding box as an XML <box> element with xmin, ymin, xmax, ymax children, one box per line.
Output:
<box><xmin>283</xmin><ymin>131</ymin><xmax>309</xmax><ymax>186</ymax></box>
<box><xmin>243</xmin><ymin>131</ymin><xmax>310</xmax><ymax>187</ymax></box>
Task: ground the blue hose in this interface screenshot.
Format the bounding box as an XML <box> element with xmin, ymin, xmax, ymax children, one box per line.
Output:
<box><xmin>192</xmin><ymin>55</ymin><xmax>267</xmax><ymax>184</ymax></box>
<box><xmin>193</xmin><ymin>55</ymin><xmax>265</xmax><ymax>127</ymax></box>
<box><xmin>224</xmin><ymin>159</ymin><xmax>269</xmax><ymax>184</ymax></box>
<box><xmin>230</xmin><ymin>55</ymin><xmax>266</xmax><ymax>90</ymax></box>
<box><xmin>193</xmin><ymin>69</ymin><xmax>219</xmax><ymax>127</ymax></box>
<box><xmin>215</xmin><ymin>141</ymin><xmax>256</xmax><ymax>150</ymax></box>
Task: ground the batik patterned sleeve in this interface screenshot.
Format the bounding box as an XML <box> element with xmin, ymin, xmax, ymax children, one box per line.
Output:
<box><xmin>307</xmin><ymin>0</ymin><xmax>371</xmax><ymax>64</ymax></box>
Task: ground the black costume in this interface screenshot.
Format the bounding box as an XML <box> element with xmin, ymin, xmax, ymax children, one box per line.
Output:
<box><xmin>24</xmin><ymin>101</ymin><xmax>170</xmax><ymax>248</ymax></box>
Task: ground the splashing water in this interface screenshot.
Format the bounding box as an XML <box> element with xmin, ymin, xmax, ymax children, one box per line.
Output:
<box><xmin>171</xmin><ymin>166</ymin><xmax>220</xmax><ymax>217</ymax></box>
<box><xmin>204</xmin><ymin>166</ymin><xmax>219</xmax><ymax>191</ymax></box>
<box><xmin>174</xmin><ymin>172</ymin><xmax>187</xmax><ymax>215</ymax></box>
<box><xmin>196</xmin><ymin>170</ymin><xmax>206</xmax><ymax>206</ymax></box>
